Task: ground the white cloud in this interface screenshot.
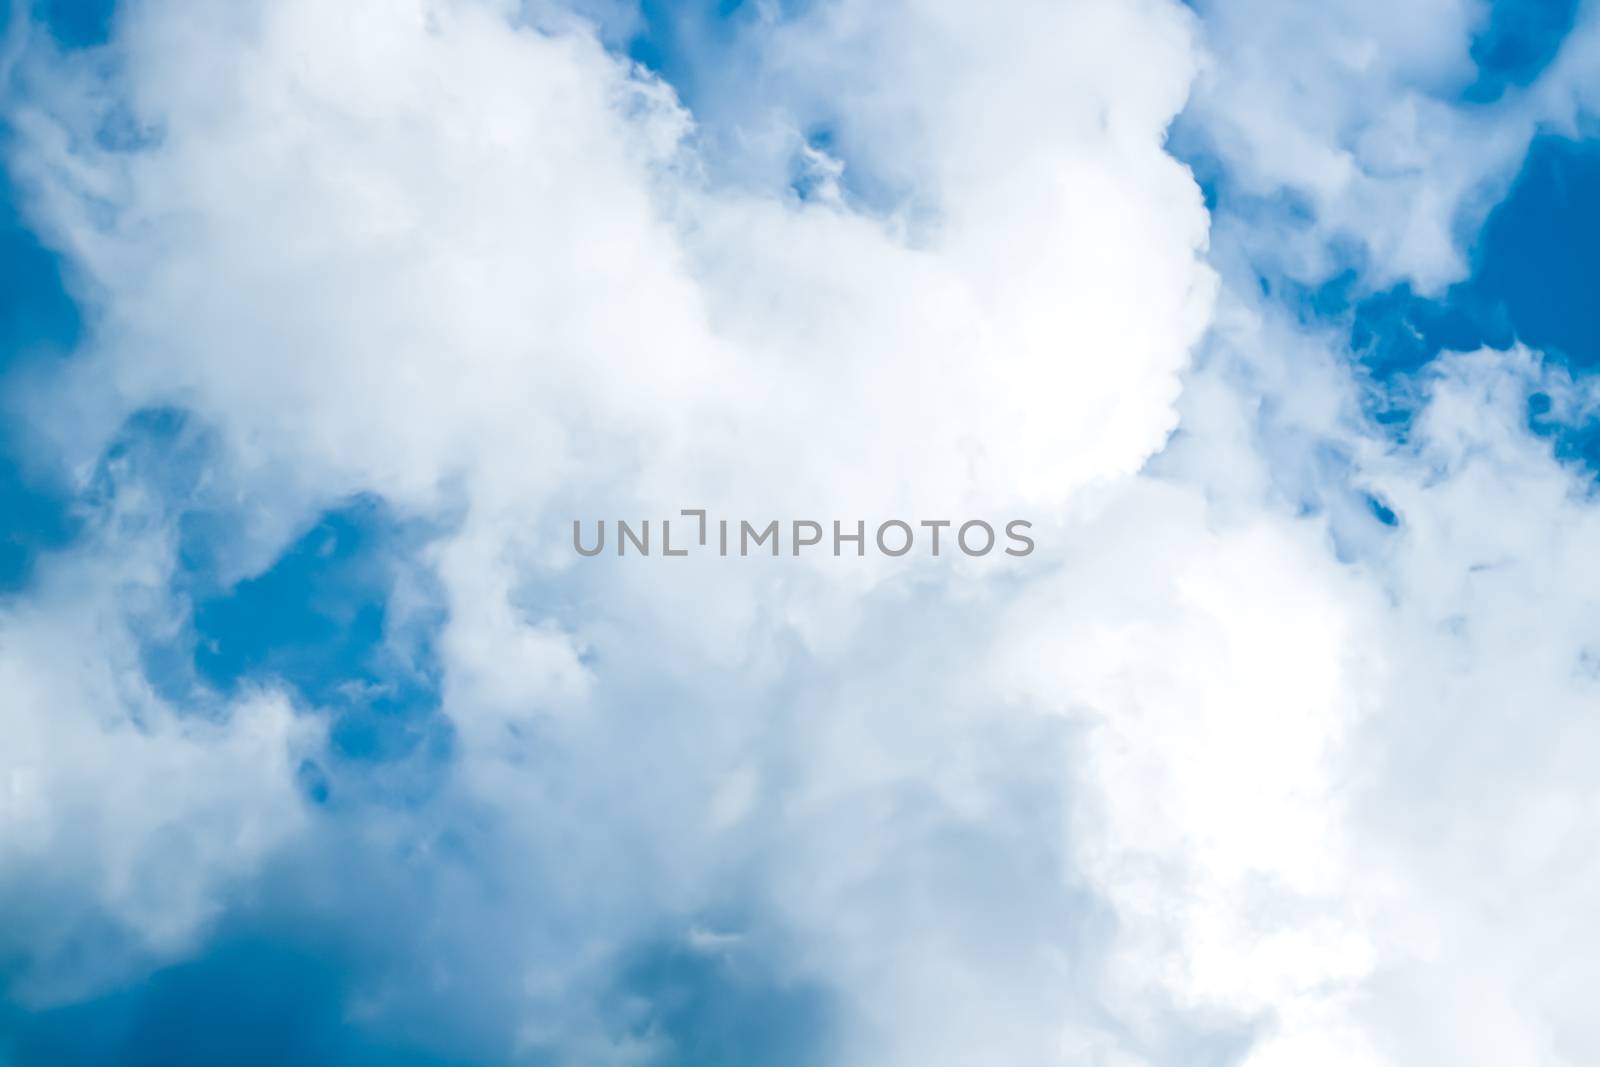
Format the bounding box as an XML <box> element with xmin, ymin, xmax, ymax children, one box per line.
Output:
<box><xmin>2</xmin><ymin>0</ymin><xmax>1600</xmax><ymax>1064</ymax></box>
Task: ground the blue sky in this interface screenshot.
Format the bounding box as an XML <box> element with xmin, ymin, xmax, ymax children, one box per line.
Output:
<box><xmin>4</xmin><ymin>1</ymin><xmax>1600</xmax><ymax>1064</ymax></box>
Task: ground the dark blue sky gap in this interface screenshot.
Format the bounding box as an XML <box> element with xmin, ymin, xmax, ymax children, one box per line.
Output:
<box><xmin>1</xmin><ymin>938</ymin><xmax>477</xmax><ymax>1067</ymax></box>
<box><xmin>0</xmin><ymin>160</ymin><xmax>83</xmax><ymax>591</ymax></box>
<box><xmin>186</xmin><ymin>495</ymin><xmax>452</xmax><ymax>773</ymax></box>
<box><xmin>1464</xmin><ymin>0</ymin><xmax>1581</xmax><ymax>102</ymax></box>
<box><xmin>19</xmin><ymin>0</ymin><xmax>117</xmax><ymax>50</ymax></box>
<box><xmin>1</xmin><ymin>924</ymin><xmax>838</xmax><ymax>1067</ymax></box>
<box><xmin>1334</xmin><ymin>134</ymin><xmax>1600</xmax><ymax>468</ymax></box>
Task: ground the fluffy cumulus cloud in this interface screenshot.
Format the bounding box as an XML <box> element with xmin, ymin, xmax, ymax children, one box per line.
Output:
<box><xmin>1</xmin><ymin>0</ymin><xmax>1598</xmax><ymax>1064</ymax></box>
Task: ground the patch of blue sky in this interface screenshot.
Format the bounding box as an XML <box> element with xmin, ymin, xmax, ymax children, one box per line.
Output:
<box><xmin>0</xmin><ymin>937</ymin><xmax>477</xmax><ymax>1067</ymax></box>
<box><xmin>1323</xmin><ymin>132</ymin><xmax>1600</xmax><ymax>473</ymax></box>
<box><xmin>0</xmin><ymin>919</ymin><xmax>836</xmax><ymax>1067</ymax></box>
<box><xmin>1330</xmin><ymin>135</ymin><xmax>1597</xmax><ymax>378</ymax></box>
<box><xmin>0</xmin><ymin>158</ymin><xmax>82</xmax><ymax>592</ymax></box>
<box><xmin>1467</xmin><ymin>134</ymin><xmax>1600</xmax><ymax>368</ymax></box>
<box><xmin>0</xmin><ymin>234</ymin><xmax>451</xmax><ymax>799</ymax></box>
<box><xmin>189</xmin><ymin>499</ymin><xmax>435</xmax><ymax>713</ymax></box>
<box><xmin>0</xmin><ymin>438</ymin><xmax>78</xmax><ymax>593</ymax></box>
<box><xmin>180</xmin><ymin>494</ymin><xmax>453</xmax><ymax>794</ymax></box>
<box><xmin>0</xmin><ymin>413</ymin><xmax>464</xmax><ymax>1047</ymax></box>
<box><xmin>18</xmin><ymin>0</ymin><xmax>118</xmax><ymax>51</ymax></box>
<box><xmin>52</xmin><ymin>404</ymin><xmax>453</xmax><ymax>799</ymax></box>
<box><xmin>626</xmin><ymin>0</ymin><xmax>737</xmax><ymax>90</ymax></box>
<box><xmin>1463</xmin><ymin>0</ymin><xmax>1583</xmax><ymax>102</ymax></box>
